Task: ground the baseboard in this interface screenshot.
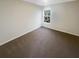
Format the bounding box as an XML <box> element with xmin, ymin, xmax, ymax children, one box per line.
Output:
<box><xmin>42</xmin><ymin>26</ymin><xmax>79</xmax><ymax>37</ymax></box>
<box><xmin>0</xmin><ymin>26</ymin><xmax>41</xmax><ymax>46</ymax></box>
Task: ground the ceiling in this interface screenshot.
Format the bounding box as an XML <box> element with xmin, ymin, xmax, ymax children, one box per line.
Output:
<box><xmin>23</xmin><ymin>0</ymin><xmax>76</xmax><ymax>6</ymax></box>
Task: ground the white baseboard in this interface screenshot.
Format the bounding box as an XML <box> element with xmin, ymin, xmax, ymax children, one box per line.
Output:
<box><xmin>43</xmin><ymin>26</ymin><xmax>79</xmax><ymax>37</ymax></box>
<box><xmin>0</xmin><ymin>26</ymin><xmax>41</xmax><ymax>46</ymax></box>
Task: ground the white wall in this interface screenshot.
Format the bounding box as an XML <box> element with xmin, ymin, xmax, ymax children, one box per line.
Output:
<box><xmin>42</xmin><ymin>1</ymin><xmax>79</xmax><ymax>36</ymax></box>
<box><xmin>0</xmin><ymin>0</ymin><xmax>42</xmax><ymax>45</ymax></box>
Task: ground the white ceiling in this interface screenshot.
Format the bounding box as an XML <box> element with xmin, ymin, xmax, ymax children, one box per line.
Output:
<box><xmin>23</xmin><ymin>0</ymin><xmax>76</xmax><ymax>6</ymax></box>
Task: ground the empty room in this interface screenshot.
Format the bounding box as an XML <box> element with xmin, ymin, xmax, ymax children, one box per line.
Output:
<box><xmin>0</xmin><ymin>0</ymin><xmax>79</xmax><ymax>58</ymax></box>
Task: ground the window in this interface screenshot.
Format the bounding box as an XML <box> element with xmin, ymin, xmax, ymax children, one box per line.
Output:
<box><xmin>44</xmin><ymin>10</ymin><xmax>51</xmax><ymax>23</ymax></box>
